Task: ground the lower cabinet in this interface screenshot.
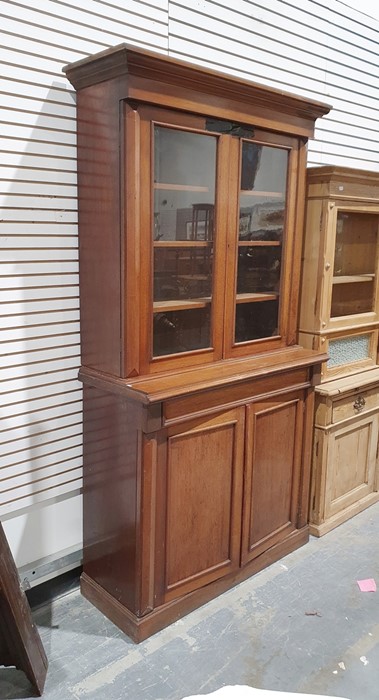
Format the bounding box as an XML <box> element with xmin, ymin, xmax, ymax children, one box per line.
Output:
<box><xmin>310</xmin><ymin>369</ymin><xmax>379</xmax><ymax>536</ymax></box>
<box><xmin>80</xmin><ymin>373</ymin><xmax>315</xmax><ymax>642</ymax></box>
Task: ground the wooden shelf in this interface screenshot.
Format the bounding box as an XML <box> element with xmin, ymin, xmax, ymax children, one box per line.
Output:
<box><xmin>236</xmin><ymin>292</ymin><xmax>279</xmax><ymax>303</ymax></box>
<box><xmin>240</xmin><ymin>190</ymin><xmax>283</xmax><ymax>198</ymax></box>
<box><xmin>238</xmin><ymin>240</ymin><xmax>281</xmax><ymax>247</ymax></box>
<box><xmin>154</xmin><ymin>183</ymin><xmax>209</xmax><ymax>192</ymax></box>
<box><xmin>154</xmin><ymin>241</ymin><xmax>211</xmax><ymax>247</ymax></box>
<box><xmin>154</xmin><ymin>298</ymin><xmax>211</xmax><ymax>312</ymax></box>
<box><xmin>177</xmin><ymin>274</ymin><xmax>209</xmax><ymax>280</ymax></box>
<box><xmin>332</xmin><ymin>274</ymin><xmax>375</xmax><ymax>284</ymax></box>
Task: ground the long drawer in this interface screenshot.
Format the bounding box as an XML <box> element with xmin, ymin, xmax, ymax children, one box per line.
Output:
<box><xmin>332</xmin><ymin>386</ymin><xmax>379</xmax><ymax>423</ymax></box>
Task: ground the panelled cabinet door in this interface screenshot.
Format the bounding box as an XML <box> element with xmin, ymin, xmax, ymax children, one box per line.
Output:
<box><xmin>324</xmin><ymin>413</ymin><xmax>379</xmax><ymax>520</ymax></box>
<box><xmin>155</xmin><ymin>407</ymin><xmax>245</xmax><ymax>604</ymax></box>
<box><xmin>241</xmin><ymin>390</ymin><xmax>305</xmax><ymax>565</ymax></box>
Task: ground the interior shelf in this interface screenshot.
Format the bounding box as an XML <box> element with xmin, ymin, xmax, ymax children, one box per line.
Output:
<box><xmin>154</xmin><ymin>298</ymin><xmax>211</xmax><ymax>312</ymax></box>
<box><xmin>238</xmin><ymin>241</ymin><xmax>281</xmax><ymax>247</ymax></box>
<box><xmin>154</xmin><ymin>241</ymin><xmax>211</xmax><ymax>247</ymax></box>
<box><xmin>240</xmin><ymin>190</ymin><xmax>283</xmax><ymax>197</ymax></box>
<box><xmin>236</xmin><ymin>292</ymin><xmax>279</xmax><ymax>303</ymax></box>
<box><xmin>332</xmin><ymin>274</ymin><xmax>375</xmax><ymax>284</ymax></box>
<box><xmin>154</xmin><ymin>183</ymin><xmax>210</xmax><ymax>192</ymax></box>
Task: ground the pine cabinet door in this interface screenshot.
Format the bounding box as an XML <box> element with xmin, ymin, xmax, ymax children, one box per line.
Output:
<box><xmin>324</xmin><ymin>413</ymin><xmax>378</xmax><ymax>520</ymax></box>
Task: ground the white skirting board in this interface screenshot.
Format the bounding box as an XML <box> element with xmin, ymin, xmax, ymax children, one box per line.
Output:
<box><xmin>2</xmin><ymin>492</ymin><xmax>82</xmax><ymax>578</ymax></box>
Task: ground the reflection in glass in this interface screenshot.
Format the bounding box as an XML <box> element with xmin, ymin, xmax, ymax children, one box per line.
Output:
<box><xmin>235</xmin><ymin>301</ymin><xmax>279</xmax><ymax>343</ymax></box>
<box><xmin>235</xmin><ymin>142</ymin><xmax>287</xmax><ymax>343</ymax></box>
<box><xmin>153</xmin><ymin>127</ymin><xmax>216</xmax><ymax>242</ymax></box>
<box><xmin>153</xmin><ymin>308</ymin><xmax>211</xmax><ymax>356</ymax></box>
<box><xmin>154</xmin><ymin>248</ymin><xmax>213</xmax><ymax>301</ymax></box>
<box><xmin>237</xmin><ymin>247</ymin><xmax>281</xmax><ymax>295</ymax></box>
<box><xmin>239</xmin><ymin>143</ymin><xmax>287</xmax><ymax>242</ymax></box>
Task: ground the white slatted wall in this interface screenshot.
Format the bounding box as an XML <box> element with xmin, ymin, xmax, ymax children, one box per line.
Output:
<box><xmin>168</xmin><ymin>0</ymin><xmax>379</xmax><ymax>170</ymax></box>
<box><xmin>0</xmin><ymin>0</ymin><xmax>169</xmax><ymax>567</ymax></box>
<box><xmin>0</xmin><ymin>0</ymin><xmax>378</xmax><ymax>569</ymax></box>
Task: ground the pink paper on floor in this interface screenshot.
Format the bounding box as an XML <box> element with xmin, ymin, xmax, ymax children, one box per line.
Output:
<box><xmin>357</xmin><ymin>578</ymin><xmax>377</xmax><ymax>592</ymax></box>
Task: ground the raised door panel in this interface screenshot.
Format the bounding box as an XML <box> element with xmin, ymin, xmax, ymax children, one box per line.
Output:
<box><xmin>241</xmin><ymin>391</ymin><xmax>304</xmax><ymax>565</ymax></box>
<box><xmin>324</xmin><ymin>414</ymin><xmax>379</xmax><ymax>518</ymax></box>
<box><xmin>159</xmin><ymin>407</ymin><xmax>245</xmax><ymax>602</ymax></box>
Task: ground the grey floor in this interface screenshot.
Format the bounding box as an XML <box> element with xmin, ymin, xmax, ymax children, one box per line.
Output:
<box><xmin>1</xmin><ymin>503</ymin><xmax>378</xmax><ymax>700</ymax></box>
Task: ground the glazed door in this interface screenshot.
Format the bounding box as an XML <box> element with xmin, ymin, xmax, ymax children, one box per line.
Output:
<box><xmin>326</xmin><ymin>206</ymin><xmax>379</xmax><ymax>332</ymax></box>
<box><xmin>136</xmin><ymin>106</ymin><xmax>230</xmax><ymax>375</ymax></box>
<box><xmin>223</xmin><ymin>130</ymin><xmax>301</xmax><ymax>358</ymax></box>
<box><xmin>155</xmin><ymin>407</ymin><xmax>245</xmax><ymax>604</ymax></box>
<box><xmin>241</xmin><ymin>390</ymin><xmax>305</xmax><ymax>565</ymax></box>
<box><xmin>126</xmin><ymin>104</ymin><xmax>302</xmax><ymax>377</ymax></box>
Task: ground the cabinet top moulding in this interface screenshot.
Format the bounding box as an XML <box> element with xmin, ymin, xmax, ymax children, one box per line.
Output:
<box><xmin>63</xmin><ymin>43</ymin><xmax>331</xmax><ymax>138</ymax></box>
<box><xmin>307</xmin><ymin>166</ymin><xmax>379</xmax><ymax>201</ymax></box>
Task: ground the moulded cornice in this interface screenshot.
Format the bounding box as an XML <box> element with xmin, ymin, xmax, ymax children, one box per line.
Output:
<box><xmin>63</xmin><ymin>43</ymin><xmax>331</xmax><ymax>136</ymax></box>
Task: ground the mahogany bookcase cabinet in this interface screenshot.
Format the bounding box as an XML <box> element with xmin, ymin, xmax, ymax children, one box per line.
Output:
<box><xmin>64</xmin><ymin>44</ymin><xmax>330</xmax><ymax>642</ymax></box>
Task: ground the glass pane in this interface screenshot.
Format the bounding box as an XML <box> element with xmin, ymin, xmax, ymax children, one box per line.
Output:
<box><xmin>328</xmin><ymin>334</ymin><xmax>370</xmax><ymax>368</ymax></box>
<box><xmin>153</xmin><ymin>308</ymin><xmax>211</xmax><ymax>356</ymax></box>
<box><xmin>331</xmin><ymin>281</ymin><xmax>374</xmax><ymax>317</ymax></box>
<box><xmin>154</xmin><ymin>127</ymin><xmax>216</xmax><ymax>242</ymax></box>
<box><xmin>332</xmin><ymin>212</ymin><xmax>378</xmax><ymax>318</ymax></box>
<box><xmin>154</xmin><ymin>248</ymin><xmax>212</xmax><ymax>301</ymax></box>
<box><xmin>235</xmin><ymin>300</ymin><xmax>279</xmax><ymax>343</ymax></box>
<box><xmin>237</xmin><ymin>246</ymin><xmax>281</xmax><ymax>294</ymax></box>
<box><xmin>153</xmin><ymin>126</ymin><xmax>217</xmax><ymax>357</ymax></box>
<box><xmin>235</xmin><ymin>142</ymin><xmax>287</xmax><ymax>343</ymax></box>
<box><xmin>239</xmin><ymin>143</ymin><xmax>287</xmax><ymax>243</ymax></box>
<box><xmin>333</xmin><ymin>212</ymin><xmax>377</xmax><ymax>276</ymax></box>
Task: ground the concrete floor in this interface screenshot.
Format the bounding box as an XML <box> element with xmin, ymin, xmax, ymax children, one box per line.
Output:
<box><xmin>1</xmin><ymin>502</ymin><xmax>378</xmax><ymax>700</ymax></box>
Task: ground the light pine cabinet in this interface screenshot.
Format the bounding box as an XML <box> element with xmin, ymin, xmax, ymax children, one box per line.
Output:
<box><xmin>64</xmin><ymin>44</ymin><xmax>330</xmax><ymax>641</ymax></box>
<box><xmin>300</xmin><ymin>167</ymin><xmax>379</xmax><ymax>536</ymax></box>
<box><xmin>310</xmin><ymin>369</ymin><xmax>379</xmax><ymax>536</ymax></box>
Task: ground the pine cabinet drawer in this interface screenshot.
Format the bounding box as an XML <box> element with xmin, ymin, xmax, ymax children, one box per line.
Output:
<box><xmin>332</xmin><ymin>387</ymin><xmax>379</xmax><ymax>423</ymax></box>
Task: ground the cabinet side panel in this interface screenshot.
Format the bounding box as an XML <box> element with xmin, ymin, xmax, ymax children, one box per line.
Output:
<box><xmin>299</xmin><ymin>197</ymin><xmax>324</xmax><ymax>333</ymax></box>
<box><xmin>77</xmin><ymin>79</ymin><xmax>122</xmax><ymax>375</ymax></box>
<box><xmin>82</xmin><ymin>385</ymin><xmax>140</xmax><ymax>612</ymax></box>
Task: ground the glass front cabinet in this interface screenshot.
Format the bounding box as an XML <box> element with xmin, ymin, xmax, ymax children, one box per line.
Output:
<box><xmin>64</xmin><ymin>45</ymin><xmax>330</xmax><ymax>641</ymax></box>
<box><xmin>299</xmin><ymin>167</ymin><xmax>379</xmax><ymax>380</ymax></box>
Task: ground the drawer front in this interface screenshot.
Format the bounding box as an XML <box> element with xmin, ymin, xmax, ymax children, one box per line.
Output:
<box><xmin>332</xmin><ymin>387</ymin><xmax>379</xmax><ymax>423</ymax></box>
<box><xmin>163</xmin><ymin>369</ymin><xmax>309</xmax><ymax>425</ymax></box>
